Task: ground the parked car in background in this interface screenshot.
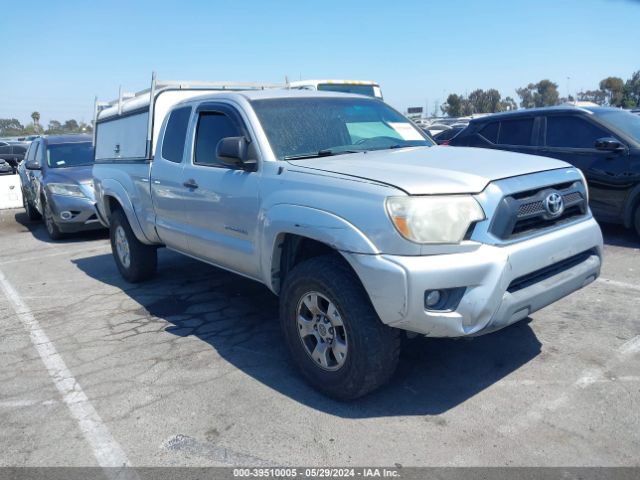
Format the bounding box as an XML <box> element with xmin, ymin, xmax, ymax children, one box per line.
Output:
<box><xmin>425</xmin><ymin>123</ymin><xmax>452</xmax><ymax>137</ymax></box>
<box><xmin>18</xmin><ymin>134</ymin><xmax>103</xmax><ymax>239</ymax></box>
<box><xmin>449</xmin><ymin>106</ymin><xmax>640</xmax><ymax>236</ymax></box>
<box><xmin>0</xmin><ymin>160</ymin><xmax>13</xmax><ymax>175</ymax></box>
<box><xmin>432</xmin><ymin>126</ymin><xmax>465</xmax><ymax>145</ymax></box>
<box><xmin>0</xmin><ymin>142</ymin><xmax>28</xmax><ymax>173</ymax></box>
<box><xmin>93</xmin><ymin>79</ymin><xmax>602</xmax><ymax>399</ymax></box>
<box><xmin>289</xmin><ymin>79</ymin><xmax>383</xmax><ymax>99</ymax></box>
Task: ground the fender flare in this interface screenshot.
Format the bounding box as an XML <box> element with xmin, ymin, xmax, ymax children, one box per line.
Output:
<box><xmin>98</xmin><ymin>178</ymin><xmax>153</xmax><ymax>244</ymax></box>
<box><xmin>259</xmin><ymin>204</ymin><xmax>379</xmax><ymax>291</ymax></box>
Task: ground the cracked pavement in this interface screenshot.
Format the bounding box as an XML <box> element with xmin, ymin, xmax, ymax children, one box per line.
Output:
<box><xmin>0</xmin><ymin>208</ymin><xmax>638</xmax><ymax>467</ymax></box>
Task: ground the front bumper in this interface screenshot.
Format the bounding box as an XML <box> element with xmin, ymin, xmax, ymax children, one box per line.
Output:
<box><xmin>48</xmin><ymin>194</ymin><xmax>104</xmax><ymax>233</ymax></box>
<box><xmin>345</xmin><ymin>217</ymin><xmax>603</xmax><ymax>337</ymax></box>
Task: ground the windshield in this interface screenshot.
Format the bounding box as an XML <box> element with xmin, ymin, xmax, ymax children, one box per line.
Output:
<box><xmin>47</xmin><ymin>142</ymin><xmax>94</xmax><ymax>168</ymax></box>
<box><xmin>317</xmin><ymin>83</ymin><xmax>378</xmax><ymax>98</ymax></box>
<box><xmin>251</xmin><ymin>97</ymin><xmax>432</xmax><ymax>160</ymax></box>
<box><xmin>592</xmin><ymin>110</ymin><xmax>640</xmax><ymax>143</ymax></box>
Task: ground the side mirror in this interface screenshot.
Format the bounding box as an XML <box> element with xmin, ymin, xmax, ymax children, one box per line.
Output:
<box><xmin>595</xmin><ymin>137</ymin><xmax>625</xmax><ymax>152</ymax></box>
<box><xmin>216</xmin><ymin>136</ymin><xmax>257</xmax><ymax>171</ymax></box>
<box><xmin>25</xmin><ymin>160</ymin><xmax>42</xmax><ymax>170</ymax></box>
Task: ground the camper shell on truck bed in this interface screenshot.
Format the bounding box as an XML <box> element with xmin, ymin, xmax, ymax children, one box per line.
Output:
<box><xmin>93</xmin><ymin>73</ymin><xmax>283</xmax><ymax>162</ymax></box>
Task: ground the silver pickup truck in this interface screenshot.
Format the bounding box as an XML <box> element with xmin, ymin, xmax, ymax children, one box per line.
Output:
<box><xmin>93</xmin><ymin>79</ymin><xmax>603</xmax><ymax>399</ymax></box>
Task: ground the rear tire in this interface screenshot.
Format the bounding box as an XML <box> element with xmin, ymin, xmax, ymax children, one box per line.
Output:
<box><xmin>43</xmin><ymin>200</ymin><xmax>64</xmax><ymax>240</ymax></box>
<box><xmin>280</xmin><ymin>255</ymin><xmax>401</xmax><ymax>400</ymax></box>
<box><xmin>22</xmin><ymin>189</ymin><xmax>41</xmax><ymax>221</ymax></box>
<box><xmin>634</xmin><ymin>205</ymin><xmax>640</xmax><ymax>238</ymax></box>
<box><xmin>110</xmin><ymin>209</ymin><xmax>157</xmax><ymax>283</ymax></box>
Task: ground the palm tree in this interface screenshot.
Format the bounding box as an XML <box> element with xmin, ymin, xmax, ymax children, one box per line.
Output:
<box><xmin>31</xmin><ymin>111</ymin><xmax>41</xmax><ymax>132</ymax></box>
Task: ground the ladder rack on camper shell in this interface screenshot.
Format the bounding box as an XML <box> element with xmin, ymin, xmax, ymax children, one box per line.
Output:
<box><xmin>93</xmin><ymin>72</ymin><xmax>285</xmax><ymax>161</ymax></box>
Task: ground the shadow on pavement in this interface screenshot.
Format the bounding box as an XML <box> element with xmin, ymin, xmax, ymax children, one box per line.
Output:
<box><xmin>12</xmin><ymin>210</ymin><xmax>108</xmax><ymax>244</ymax></box>
<box><xmin>600</xmin><ymin>222</ymin><xmax>639</xmax><ymax>248</ymax></box>
<box><xmin>73</xmin><ymin>248</ymin><xmax>541</xmax><ymax>417</ymax></box>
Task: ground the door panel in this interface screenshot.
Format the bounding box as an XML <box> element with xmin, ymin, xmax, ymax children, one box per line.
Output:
<box><xmin>181</xmin><ymin>106</ymin><xmax>261</xmax><ymax>278</ymax></box>
<box><xmin>150</xmin><ymin>158</ymin><xmax>191</xmax><ymax>249</ymax></box>
<box><xmin>150</xmin><ymin>106</ymin><xmax>193</xmax><ymax>250</ymax></box>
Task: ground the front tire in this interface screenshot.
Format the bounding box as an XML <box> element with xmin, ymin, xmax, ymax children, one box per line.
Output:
<box><xmin>110</xmin><ymin>209</ymin><xmax>157</xmax><ymax>283</ymax></box>
<box><xmin>43</xmin><ymin>200</ymin><xmax>64</xmax><ymax>240</ymax></box>
<box><xmin>634</xmin><ymin>205</ymin><xmax>640</xmax><ymax>238</ymax></box>
<box><xmin>280</xmin><ymin>255</ymin><xmax>401</xmax><ymax>400</ymax></box>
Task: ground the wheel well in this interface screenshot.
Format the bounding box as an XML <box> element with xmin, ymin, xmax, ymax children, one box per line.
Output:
<box><xmin>104</xmin><ymin>195</ymin><xmax>123</xmax><ymax>220</ymax></box>
<box><xmin>273</xmin><ymin>234</ymin><xmax>340</xmax><ymax>293</ymax></box>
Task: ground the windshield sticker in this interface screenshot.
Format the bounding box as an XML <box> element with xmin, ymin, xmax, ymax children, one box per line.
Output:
<box><xmin>56</xmin><ymin>161</ymin><xmax>66</xmax><ymax>165</ymax></box>
<box><xmin>388</xmin><ymin>122</ymin><xmax>423</xmax><ymax>141</ymax></box>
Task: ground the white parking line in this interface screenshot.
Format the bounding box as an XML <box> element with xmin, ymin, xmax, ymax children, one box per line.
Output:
<box><xmin>597</xmin><ymin>277</ymin><xmax>640</xmax><ymax>292</ymax></box>
<box><xmin>0</xmin><ymin>266</ymin><xmax>134</xmax><ymax>472</ymax></box>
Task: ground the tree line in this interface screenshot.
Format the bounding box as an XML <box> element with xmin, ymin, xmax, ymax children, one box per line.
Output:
<box><xmin>441</xmin><ymin>70</ymin><xmax>640</xmax><ymax>117</ymax></box>
<box><xmin>0</xmin><ymin>111</ymin><xmax>92</xmax><ymax>137</ymax></box>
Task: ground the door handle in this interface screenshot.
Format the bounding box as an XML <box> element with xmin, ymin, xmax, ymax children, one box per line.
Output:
<box><xmin>183</xmin><ymin>179</ymin><xmax>199</xmax><ymax>189</ymax></box>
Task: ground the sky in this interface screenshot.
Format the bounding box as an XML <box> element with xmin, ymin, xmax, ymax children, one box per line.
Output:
<box><xmin>1</xmin><ymin>0</ymin><xmax>639</xmax><ymax>126</ymax></box>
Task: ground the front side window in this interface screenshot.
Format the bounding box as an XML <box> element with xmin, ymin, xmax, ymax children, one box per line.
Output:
<box><xmin>194</xmin><ymin>112</ymin><xmax>240</xmax><ymax>166</ymax></box>
<box><xmin>546</xmin><ymin>116</ymin><xmax>609</xmax><ymax>148</ymax></box>
<box><xmin>498</xmin><ymin>118</ymin><xmax>534</xmax><ymax>146</ymax></box>
<box><xmin>162</xmin><ymin>106</ymin><xmax>191</xmax><ymax>163</ymax></box>
<box><xmin>46</xmin><ymin>142</ymin><xmax>94</xmax><ymax>168</ymax></box>
<box><xmin>251</xmin><ymin>97</ymin><xmax>432</xmax><ymax>160</ymax></box>
<box><xmin>591</xmin><ymin>109</ymin><xmax>640</xmax><ymax>143</ymax></box>
<box><xmin>26</xmin><ymin>142</ymin><xmax>37</xmax><ymax>161</ymax></box>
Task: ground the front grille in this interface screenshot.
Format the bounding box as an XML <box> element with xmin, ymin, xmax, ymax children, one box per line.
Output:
<box><xmin>507</xmin><ymin>248</ymin><xmax>597</xmax><ymax>293</ymax></box>
<box><xmin>511</xmin><ymin>206</ymin><xmax>582</xmax><ymax>236</ymax></box>
<box><xmin>489</xmin><ymin>180</ymin><xmax>588</xmax><ymax>240</ymax></box>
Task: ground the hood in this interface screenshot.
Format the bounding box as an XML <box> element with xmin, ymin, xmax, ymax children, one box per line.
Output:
<box><xmin>45</xmin><ymin>165</ymin><xmax>95</xmax><ymax>200</ymax></box>
<box><xmin>286</xmin><ymin>146</ymin><xmax>570</xmax><ymax>195</ymax></box>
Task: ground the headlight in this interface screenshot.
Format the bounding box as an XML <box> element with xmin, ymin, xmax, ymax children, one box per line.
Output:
<box><xmin>386</xmin><ymin>195</ymin><xmax>485</xmax><ymax>244</ymax></box>
<box><xmin>47</xmin><ymin>183</ymin><xmax>86</xmax><ymax>198</ymax></box>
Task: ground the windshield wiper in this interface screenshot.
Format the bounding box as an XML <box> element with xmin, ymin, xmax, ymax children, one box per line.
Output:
<box><xmin>284</xmin><ymin>149</ymin><xmax>361</xmax><ymax>161</ymax></box>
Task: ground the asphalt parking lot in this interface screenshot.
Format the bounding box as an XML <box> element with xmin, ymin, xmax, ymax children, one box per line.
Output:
<box><xmin>0</xmin><ymin>207</ymin><xmax>638</xmax><ymax>468</ymax></box>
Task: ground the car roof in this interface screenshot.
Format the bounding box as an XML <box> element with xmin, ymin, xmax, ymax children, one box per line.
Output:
<box><xmin>40</xmin><ymin>134</ymin><xmax>93</xmax><ymax>145</ymax></box>
<box><xmin>469</xmin><ymin>105</ymin><xmax>628</xmax><ymax>124</ymax></box>
<box><xmin>187</xmin><ymin>89</ymin><xmax>374</xmax><ymax>104</ymax></box>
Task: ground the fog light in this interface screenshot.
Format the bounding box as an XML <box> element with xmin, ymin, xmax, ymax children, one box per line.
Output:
<box><xmin>425</xmin><ymin>290</ymin><xmax>442</xmax><ymax>307</ymax></box>
<box><xmin>60</xmin><ymin>211</ymin><xmax>73</xmax><ymax>220</ymax></box>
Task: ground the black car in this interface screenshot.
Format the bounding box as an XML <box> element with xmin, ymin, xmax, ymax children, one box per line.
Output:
<box><xmin>19</xmin><ymin>135</ymin><xmax>104</xmax><ymax>239</ymax></box>
<box><xmin>450</xmin><ymin>106</ymin><xmax>640</xmax><ymax>236</ymax></box>
<box><xmin>0</xmin><ymin>142</ymin><xmax>28</xmax><ymax>173</ymax></box>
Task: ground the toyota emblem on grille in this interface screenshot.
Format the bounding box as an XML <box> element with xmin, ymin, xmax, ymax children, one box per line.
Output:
<box><xmin>544</xmin><ymin>192</ymin><xmax>564</xmax><ymax>217</ymax></box>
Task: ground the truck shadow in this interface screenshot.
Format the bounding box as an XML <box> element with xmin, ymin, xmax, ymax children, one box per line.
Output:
<box><xmin>73</xmin><ymin>249</ymin><xmax>541</xmax><ymax>417</ymax></box>
<box><xmin>13</xmin><ymin>210</ymin><xmax>108</xmax><ymax>244</ymax></box>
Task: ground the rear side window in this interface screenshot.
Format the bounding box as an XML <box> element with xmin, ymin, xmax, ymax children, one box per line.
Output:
<box><xmin>194</xmin><ymin>112</ymin><xmax>240</xmax><ymax>166</ymax></box>
<box><xmin>0</xmin><ymin>146</ymin><xmax>10</xmax><ymax>155</ymax></box>
<box><xmin>13</xmin><ymin>145</ymin><xmax>27</xmax><ymax>154</ymax></box>
<box><xmin>498</xmin><ymin>118</ymin><xmax>534</xmax><ymax>146</ymax></box>
<box><xmin>479</xmin><ymin>122</ymin><xmax>499</xmax><ymax>143</ymax></box>
<box><xmin>546</xmin><ymin>115</ymin><xmax>610</xmax><ymax>149</ymax></box>
<box><xmin>161</xmin><ymin>107</ymin><xmax>192</xmax><ymax>163</ymax></box>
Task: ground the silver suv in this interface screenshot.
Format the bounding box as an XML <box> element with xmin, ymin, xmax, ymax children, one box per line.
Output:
<box><xmin>93</xmin><ymin>87</ymin><xmax>603</xmax><ymax>399</ymax></box>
